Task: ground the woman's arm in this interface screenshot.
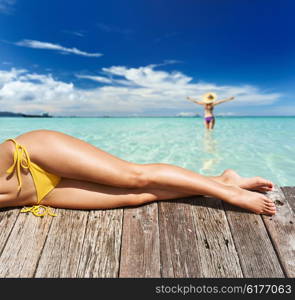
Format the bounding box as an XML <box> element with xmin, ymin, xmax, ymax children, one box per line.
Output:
<box><xmin>214</xmin><ymin>96</ymin><xmax>235</xmax><ymax>106</ymax></box>
<box><xmin>186</xmin><ymin>96</ymin><xmax>204</xmax><ymax>105</ymax></box>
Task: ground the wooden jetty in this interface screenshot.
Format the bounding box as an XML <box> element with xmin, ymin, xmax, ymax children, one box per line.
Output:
<box><xmin>0</xmin><ymin>186</ymin><xmax>294</xmax><ymax>278</ymax></box>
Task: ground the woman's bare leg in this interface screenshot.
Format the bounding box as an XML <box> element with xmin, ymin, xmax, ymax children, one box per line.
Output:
<box><xmin>40</xmin><ymin>179</ymin><xmax>276</xmax><ymax>215</ymax></box>
<box><xmin>209</xmin><ymin>119</ymin><xmax>215</xmax><ymax>130</ymax></box>
<box><xmin>204</xmin><ymin>121</ymin><xmax>210</xmax><ymax>130</ymax></box>
<box><xmin>40</xmin><ymin>178</ymin><xmax>191</xmax><ymax>210</ymax></box>
<box><xmin>14</xmin><ymin>130</ymin><xmax>276</xmax><ymax>215</ymax></box>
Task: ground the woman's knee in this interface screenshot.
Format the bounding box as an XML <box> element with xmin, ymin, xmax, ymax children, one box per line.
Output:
<box><xmin>124</xmin><ymin>164</ymin><xmax>150</xmax><ymax>188</ymax></box>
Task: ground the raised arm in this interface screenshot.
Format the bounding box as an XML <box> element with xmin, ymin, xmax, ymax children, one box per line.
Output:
<box><xmin>186</xmin><ymin>96</ymin><xmax>204</xmax><ymax>105</ymax></box>
<box><xmin>214</xmin><ymin>96</ymin><xmax>235</xmax><ymax>106</ymax></box>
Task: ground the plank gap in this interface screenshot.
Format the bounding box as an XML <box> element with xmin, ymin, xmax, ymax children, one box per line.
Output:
<box><xmin>32</xmin><ymin>212</ymin><xmax>56</xmax><ymax>278</ymax></box>
<box><xmin>0</xmin><ymin>208</ymin><xmax>20</xmax><ymax>257</ymax></box>
<box><xmin>262</xmin><ymin>186</ymin><xmax>295</xmax><ymax>277</ymax></box>
<box><xmin>76</xmin><ymin>211</ymin><xmax>91</xmax><ymax>277</ymax></box>
<box><xmin>220</xmin><ymin>202</ymin><xmax>246</xmax><ymax>278</ymax></box>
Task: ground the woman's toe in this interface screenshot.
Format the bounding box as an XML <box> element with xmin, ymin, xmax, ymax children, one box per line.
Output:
<box><xmin>265</xmin><ymin>207</ymin><xmax>276</xmax><ymax>215</ymax></box>
<box><xmin>264</xmin><ymin>199</ymin><xmax>275</xmax><ymax>206</ymax></box>
<box><xmin>255</xmin><ymin>177</ymin><xmax>273</xmax><ymax>188</ymax></box>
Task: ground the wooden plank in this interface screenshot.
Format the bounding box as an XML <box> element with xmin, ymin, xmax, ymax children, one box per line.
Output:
<box><xmin>158</xmin><ymin>199</ymin><xmax>200</xmax><ymax>277</ymax></box>
<box><xmin>77</xmin><ymin>208</ymin><xmax>123</xmax><ymax>278</ymax></box>
<box><xmin>282</xmin><ymin>187</ymin><xmax>295</xmax><ymax>213</ymax></box>
<box><xmin>159</xmin><ymin>197</ymin><xmax>243</xmax><ymax>278</ymax></box>
<box><xmin>263</xmin><ymin>186</ymin><xmax>295</xmax><ymax>277</ymax></box>
<box><xmin>0</xmin><ymin>208</ymin><xmax>19</xmax><ymax>256</ymax></box>
<box><xmin>35</xmin><ymin>209</ymin><xmax>88</xmax><ymax>278</ymax></box>
<box><xmin>119</xmin><ymin>203</ymin><xmax>160</xmax><ymax>278</ymax></box>
<box><xmin>0</xmin><ymin>212</ymin><xmax>53</xmax><ymax>277</ymax></box>
<box><xmin>190</xmin><ymin>196</ymin><xmax>243</xmax><ymax>277</ymax></box>
<box><xmin>223</xmin><ymin>204</ymin><xmax>284</xmax><ymax>277</ymax></box>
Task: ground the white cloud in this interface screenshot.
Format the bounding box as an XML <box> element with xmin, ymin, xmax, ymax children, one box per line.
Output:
<box><xmin>0</xmin><ymin>65</ymin><xmax>282</xmax><ymax>116</ymax></box>
<box><xmin>0</xmin><ymin>0</ymin><xmax>15</xmax><ymax>14</ymax></box>
<box><xmin>15</xmin><ymin>39</ymin><xmax>103</xmax><ymax>57</ymax></box>
<box><xmin>76</xmin><ymin>74</ymin><xmax>112</xmax><ymax>84</ymax></box>
<box><xmin>0</xmin><ymin>69</ymin><xmax>77</xmax><ymax>113</ymax></box>
<box><xmin>0</xmin><ymin>68</ymin><xmax>25</xmax><ymax>84</ymax></box>
<box><xmin>102</xmin><ymin>65</ymin><xmax>192</xmax><ymax>89</ymax></box>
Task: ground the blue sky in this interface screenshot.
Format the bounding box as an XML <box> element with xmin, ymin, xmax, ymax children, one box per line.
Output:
<box><xmin>0</xmin><ymin>0</ymin><xmax>294</xmax><ymax>116</ymax></box>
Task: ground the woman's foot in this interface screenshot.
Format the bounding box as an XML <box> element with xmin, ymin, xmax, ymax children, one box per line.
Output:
<box><xmin>223</xmin><ymin>185</ymin><xmax>276</xmax><ymax>215</ymax></box>
<box><xmin>217</xmin><ymin>169</ymin><xmax>273</xmax><ymax>192</ymax></box>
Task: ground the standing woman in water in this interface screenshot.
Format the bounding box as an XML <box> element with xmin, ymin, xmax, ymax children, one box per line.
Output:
<box><xmin>187</xmin><ymin>92</ymin><xmax>235</xmax><ymax>130</ymax></box>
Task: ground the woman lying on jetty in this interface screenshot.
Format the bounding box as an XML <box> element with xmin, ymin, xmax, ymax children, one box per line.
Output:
<box><xmin>0</xmin><ymin>130</ymin><xmax>276</xmax><ymax>217</ymax></box>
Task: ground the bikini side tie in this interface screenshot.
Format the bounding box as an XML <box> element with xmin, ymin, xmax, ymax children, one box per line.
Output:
<box><xmin>6</xmin><ymin>139</ymin><xmax>57</xmax><ymax>217</ymax></box>
<box><xmin>6</xmin><ymin>140</ymin><xmax>32</xmax><ymax>191</ymax></box>
<box><xmin>20</xmin><ymin>205</ymin><xmax>57</xmax><ymax>217</ymax></box>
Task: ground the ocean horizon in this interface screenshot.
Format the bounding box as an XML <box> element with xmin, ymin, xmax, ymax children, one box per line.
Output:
<box><xmin>1</xmin><ymin>114</ymin><xmax>295</xmax><ymax>118</ymax></box>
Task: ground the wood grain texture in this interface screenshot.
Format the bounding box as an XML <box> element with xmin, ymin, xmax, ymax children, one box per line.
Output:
<box><xmin>0</xmin><ymin>212</ymin><xmax>53</xmax><ymax>277</ymax></box>
<box><xmin>159</xmin><ymin>197</ymin><xmax>243</xmax><ymax>278</ymax></box>
<box><xmin>1</xmin><ymin>186</ymin><xmax>294</xmax><ymax>278</ymax></box>
<box><xmin>159</xmin><ymin>199</ymin><xmax>201</xmax><ymax>277</ymax></box>
<box><xmin>282</xmin><ymin>187</ymin><xmax>295</xmax><ymax>213</ymax></box>
<box><xmin>263</xmin><ymin>186</ymin><xmax>295</xmax><ymax>277</ymax></box>
<box><xmin>119</xmin><ymin>203</ymin><xmax>160</xmax><ymax>278</ymax></box>
<box><xmin>35</xmin><ymin>209</ymin><xmax>88</xmax><ymax>278</ymax></box>
<box><xmin>190</xmin><ymin>196</ymin><xmax>243</xmax><ymax>278</ymax></box>
<box><xmin>0</xmin><ymin>208</ymin><xmax>19</xmax><ymax>256</ymax></box>
<box><xmin>77</xmin><ymin>208</ymin><xmax>123</xmax><ymax>278</ymax></box>
<box><xmin>224</xmin><ymin>204</ymin><xmax>284</xmax><ymax>277</ymax></box>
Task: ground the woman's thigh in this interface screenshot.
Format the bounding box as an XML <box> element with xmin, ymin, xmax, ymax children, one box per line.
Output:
<box><xmin>15</xmin><ymin>130</ymin><xmax>141</xmax><ymax>188</ymax></box>
<box><xmin>209</xmin><ymin>119</ymin><xmax>215</xmax><ymax>129</ymax></box>
<box><xmin>204</xmin><ymin>121</ymin><xmax>209</xmax><ymax>129</ymax></box>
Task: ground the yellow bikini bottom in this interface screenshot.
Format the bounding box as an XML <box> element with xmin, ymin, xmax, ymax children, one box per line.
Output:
<box><xmin>6</xmin><ymin>139</ymin><xmax>61</xmax><ymax>217</ymax></box>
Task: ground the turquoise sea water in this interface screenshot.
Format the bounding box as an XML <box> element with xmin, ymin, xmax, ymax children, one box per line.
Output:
<box><xmin>0</xmin><ymin>116</ymin><xmax>294</xmax><ymax>186</ymax></box>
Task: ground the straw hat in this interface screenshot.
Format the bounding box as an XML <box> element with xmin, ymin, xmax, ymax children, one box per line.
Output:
<box><xmin>202</xmin><ymin>92</ymin><xmax>217</xmax><ymax>103</ymax></box>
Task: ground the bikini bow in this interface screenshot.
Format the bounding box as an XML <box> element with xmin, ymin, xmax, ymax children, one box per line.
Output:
<box><xmin>6</xmin><ymin>142</ymin><xmax>32</xmax><ymax>191</ymax></box>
